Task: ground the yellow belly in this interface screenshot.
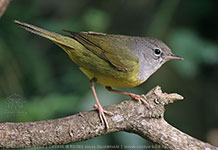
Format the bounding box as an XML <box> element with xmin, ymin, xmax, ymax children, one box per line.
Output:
<box><xmin>57</xmin><ymin>43</ymin><xmax>142</xmax><ymax>88</ymax></box>
<box><xmin>80</xmin><ymin>67</ymin><xmax>143</xmax><ymax>88</ymax></box>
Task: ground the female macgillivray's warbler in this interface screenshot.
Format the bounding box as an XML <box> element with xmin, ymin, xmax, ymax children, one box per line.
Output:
<box><xmin>14</xmin><ymin>20</ymin><xmax>183</xmax><ymax>128</ymax></box>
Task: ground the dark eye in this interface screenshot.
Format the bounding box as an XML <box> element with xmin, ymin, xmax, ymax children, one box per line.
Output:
<box><xmin>154</xmin><ymin>48</ymin><xmax>162</xmax><ymax>56</ymax></box>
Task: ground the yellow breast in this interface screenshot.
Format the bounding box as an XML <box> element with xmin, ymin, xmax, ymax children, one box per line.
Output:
<box><xmin>80</xmin><ymin>67</ymin><xmax>143</xmax><ymax>88</ymax></box>
<box><xmin>58</xmin><ymin>41</ymin><xmax>142</xmax><ymax>88</ymax></box>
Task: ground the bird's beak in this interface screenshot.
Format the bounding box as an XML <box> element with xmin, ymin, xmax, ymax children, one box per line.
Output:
<box><xmin>167</xmin><ymin>53</ymin><xmax>184</xmax><ymax>60</ymax></box>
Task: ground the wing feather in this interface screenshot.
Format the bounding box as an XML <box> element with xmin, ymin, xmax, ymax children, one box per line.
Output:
<box><xmin>63</xmin><ymin>30</ymin><xmax>138</xmax><ymax>72</ymax></box>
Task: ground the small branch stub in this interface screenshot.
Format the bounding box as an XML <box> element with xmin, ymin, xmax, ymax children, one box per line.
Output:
<box><xmin>153</xmin><ymin>85</ymin><xmax>184</xmax><ymax>104</ymax></box>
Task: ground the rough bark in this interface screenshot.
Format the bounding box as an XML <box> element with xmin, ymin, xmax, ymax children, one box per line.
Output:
<box><xmin>0</xmin><ymin>86</ymin><xmax>217</xmax><ymax>150</ymax></box>
<box><xmin>0</xmin><ymin>0</ymin><xmax>9</xmax><ymax>18</ymax></box>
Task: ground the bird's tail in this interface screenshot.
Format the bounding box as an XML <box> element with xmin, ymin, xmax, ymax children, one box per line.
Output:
<box><xmin>14</xmin><ymin>20</ymin><xmax>79</xmax><ymax>49</ymax></box>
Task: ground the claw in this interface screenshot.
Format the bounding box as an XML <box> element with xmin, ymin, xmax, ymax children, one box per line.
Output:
<box><xmin>128</xmin><ymin>93</ymin><xmax>149</xmax><ymax>108</ymax></box>
<box><xmin>93</xmin><ymin>104</ymin><xmax>109</xmax><ymax>128</ymax></box>
<box><xmin>93</xmin><ymin>104</ymin><xmax>114</xmax><ymax>116</ymax></box>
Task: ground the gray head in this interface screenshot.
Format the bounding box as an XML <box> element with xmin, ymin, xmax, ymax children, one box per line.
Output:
<box><xmin>131</xmin><ymin>37</ymin><xmax>183</xmax><ymax>82</ymax></box>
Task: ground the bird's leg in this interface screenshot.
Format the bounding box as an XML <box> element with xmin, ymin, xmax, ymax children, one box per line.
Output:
<box><xmin>105</xmin><ymin>86</ymin><xmax>148</xmax><ymax>106</ymax></box>
<box><xmin>90</xmin><ymin>78</ymin><xmax>111</xmax><ymax>128</ymax></box>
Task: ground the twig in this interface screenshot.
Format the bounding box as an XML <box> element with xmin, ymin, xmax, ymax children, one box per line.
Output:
<box><xmin>0</xmin><ymin>0</ymin><xmax>10</xmax><ymax>18</ymax></box>
<box><xmin>0</xmin><ymin>86</ymin><xmax>217</xmax><ymax>150</ymax></box>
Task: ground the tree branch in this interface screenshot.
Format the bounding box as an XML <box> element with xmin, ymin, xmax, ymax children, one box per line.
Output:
<box><xmin>0</xmin><ymin>86</ymin><xmax>217</xmax><ymax>149</ymax></box>
<box><xmin>0</xmin><ymin>0</ymin><xmax>10</xmax><ymax>18</ymax></box>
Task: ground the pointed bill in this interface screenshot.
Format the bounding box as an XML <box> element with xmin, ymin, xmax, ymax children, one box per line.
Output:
<box><xmin>167</xmin><ymin>53</ymin><xmax>184</xmax><ymax>60</ymax></box>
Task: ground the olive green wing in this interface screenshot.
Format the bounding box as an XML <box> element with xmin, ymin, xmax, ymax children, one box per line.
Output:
<box><xmin>63</xmin><ymin>31</ymin><xmax>138</xmax><ymax>72</ymax></box>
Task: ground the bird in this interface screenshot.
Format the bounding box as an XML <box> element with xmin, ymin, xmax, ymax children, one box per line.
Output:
<box><xmin>14</xmin><ymin>20</ymin><xmax>183</xmax><ymax>128</ymax></box>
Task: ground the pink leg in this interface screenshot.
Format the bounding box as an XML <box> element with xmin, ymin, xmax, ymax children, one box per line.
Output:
<box><xmin>90</xmin><ymin>78</ymin><xmax>109</xmax><ymax>128</ymax></box>
<box><xmin>105</xmin><ymin>86</ymin><xmax>148</xmax><ymax>106</ymax></box>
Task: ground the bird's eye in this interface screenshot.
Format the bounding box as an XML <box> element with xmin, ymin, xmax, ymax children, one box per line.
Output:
<box><xmin>154</xmin><ymin>48</ymin><xmax>162</xmax><ymax>56</ymax></box>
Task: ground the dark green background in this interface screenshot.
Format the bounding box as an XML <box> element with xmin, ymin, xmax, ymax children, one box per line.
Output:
<box><xmin>0</xmin><ymin>0</ymin><xmax>218</xmax><ymax>149</ymax></box>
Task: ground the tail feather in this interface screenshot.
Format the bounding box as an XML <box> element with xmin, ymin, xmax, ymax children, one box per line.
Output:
<box><xmin>14</xmin><ymin>20</ymin><xmax>79</xmax><ymax>49</ymax></box>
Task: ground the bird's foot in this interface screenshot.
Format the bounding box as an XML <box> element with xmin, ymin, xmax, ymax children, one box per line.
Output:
<box><xmin>105</xmin><ymin>86</ymin><xmax>149</xmax><ymax>108</ymax></box>
<box><xmin>93</xmin><ymin>104</ymin><xmax>113</xmax><ymax>129</ymax></box>
<box><xmin>128</xmin><ymin>93</ymin><xmax>149</xmax><ymax>108</ymax></box>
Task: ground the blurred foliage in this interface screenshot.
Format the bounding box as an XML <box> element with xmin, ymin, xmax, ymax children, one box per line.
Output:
<box><xmin>169</xmin><ymin>29</ymin><xmax>218</xmax><ymax>77</ymax></box>
<box><xmin>0</xmin><ymin>0</ymin><xmax>218</xmax><ymax>149</ymax></box>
